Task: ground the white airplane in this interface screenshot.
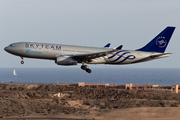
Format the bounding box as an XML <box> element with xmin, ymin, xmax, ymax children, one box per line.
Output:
<box><xmin>4</xmin><ymin>27</ymin><xmax>175</xmax><ymax>73</ymax></box>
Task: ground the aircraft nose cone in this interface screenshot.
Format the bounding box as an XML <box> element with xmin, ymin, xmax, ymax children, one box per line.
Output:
<box><xmin>4</xmin><ymin>47</ymin><xmax>8</xmax><ymax>51</ymax></box>
<box><xmin>4</xmin><ymin>47</ymin><xmax>10</xmax><ymax>53</ymax></box>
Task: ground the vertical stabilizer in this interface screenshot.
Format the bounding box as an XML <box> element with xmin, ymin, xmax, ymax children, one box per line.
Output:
<box><xmin>136</xmin><ymin>27</ymin><xmax>175</xmax><ymax>53</ymax></box>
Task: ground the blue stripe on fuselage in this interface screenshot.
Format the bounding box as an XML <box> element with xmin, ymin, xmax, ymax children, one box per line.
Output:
<box><xmin>115</xmin><ymin>55</ymin><xmax>136</xmax><ymax>64</ymax></box>
<box><xmin>108</xmin><ymin>50</ymin><xmax>136</xmax><ymax>64</ymax></box>
<box><xmin>108</xmin><ymin>50</ymin><xmax>127</xmax><ymax>59</ymax></box>
<box><xmin>111</xmin><ymin>52</ymin><xmax>130</xmax><ymax>62</ymax></box>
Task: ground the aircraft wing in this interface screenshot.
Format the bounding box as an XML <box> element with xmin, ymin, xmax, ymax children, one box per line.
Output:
<box><xmin>73</xmin><ymin>45</ymin><xmax>123</xmax><ymax>60</ymax></box>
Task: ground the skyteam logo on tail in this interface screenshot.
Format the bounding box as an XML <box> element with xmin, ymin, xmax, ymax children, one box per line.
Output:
<box><xmin>156</xmin><ymin>36</ymin><xmax>167</xmax><ymax>48</ymax></box>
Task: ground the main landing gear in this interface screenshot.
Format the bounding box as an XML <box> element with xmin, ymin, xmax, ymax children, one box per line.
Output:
<box><xmin>81</xmin><ymin>64</ymin><xmax>92</xmax><ymax>73</ymax></box>
<box><xmin>21</xmin><ymin>57</ymin><xmax>24</xmax><ymax>64</ymax></box>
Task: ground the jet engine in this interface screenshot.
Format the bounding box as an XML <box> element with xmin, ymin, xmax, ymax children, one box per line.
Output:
<box><xmin>56</xmin><ymin>55</ymin><xmax>77</xmax><ymax>65</ymax></box>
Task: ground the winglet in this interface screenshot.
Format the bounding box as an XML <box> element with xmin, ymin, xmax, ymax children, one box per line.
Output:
<box><xmin>104</xmin><ymin>43</ymin><xmax>111</xmax><ymax>48</ymax></box>
<box><xmin>116</xmin><ymin>45</ymin><xmax>123</xmax><ymax>50</ymax></box>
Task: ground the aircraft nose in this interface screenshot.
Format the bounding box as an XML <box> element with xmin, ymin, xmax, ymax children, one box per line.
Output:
<box><xmin>4</xmin><ymin>47</ymin><xmax>8</xmax><ymax>52</ymax></box>
<box><xmin>4</xmin><ymin>46</ymin><xmax>10</xmax><ymax>52</ymax></box>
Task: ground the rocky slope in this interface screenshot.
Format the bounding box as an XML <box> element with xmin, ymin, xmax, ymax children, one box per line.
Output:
<box><xmin>0</xmin><ymin>84</ymin><xmax>179</xmax><ymax>118</ymax></box>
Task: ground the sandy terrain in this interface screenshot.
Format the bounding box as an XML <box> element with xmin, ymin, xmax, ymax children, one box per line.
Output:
<box><xmin>0</xmin><ymin>84</ymin><xmax>180</xmax><ymax>120</ymax></box>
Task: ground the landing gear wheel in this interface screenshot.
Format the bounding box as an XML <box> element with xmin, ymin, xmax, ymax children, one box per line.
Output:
<box><xmin>81</xmin><ymin>65</ymin><xmax>87</xmax><ymax>70</ymax></box>
<box><xmin>20</xmin><ymin>57</ymin><xmax>24</xmax><ymax>64</ymax></box>
<box><xmin>86</xmin><ymin>69</ymin><xmax>92</xmax><ymax>73</ymax></box>
<box><xmin>81</xmin><ymin>64</ymin><xmax>92</xmax><ymax>73</ymax></box>
<box><xmin>21</xmin><ymin>61</ymin><xmax>24</xmax><ymax>64</ymax></box>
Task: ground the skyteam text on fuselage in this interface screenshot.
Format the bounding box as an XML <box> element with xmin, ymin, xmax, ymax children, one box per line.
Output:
<box><xmin>4</xmin><ymin>27</ymin><xmax>175</xmax><ymax>73</ymax></box>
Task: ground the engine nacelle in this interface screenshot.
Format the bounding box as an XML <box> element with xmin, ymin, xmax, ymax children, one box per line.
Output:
<box><xmin>56</xmin><ymin>56</ymin><xmax>77</xmax><ymax>65</ymax></box>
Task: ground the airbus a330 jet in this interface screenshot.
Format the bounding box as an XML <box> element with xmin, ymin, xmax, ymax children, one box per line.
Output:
<box><xmin>4</xmin><ymin>27</ymin><xmax>175</xmax><ymax>73</ymax></box>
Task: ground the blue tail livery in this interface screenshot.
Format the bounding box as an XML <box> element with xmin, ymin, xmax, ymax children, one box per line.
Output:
<box><xmin>136</xmin><ymin>26</ymin><xmax>175</xmax><ymax>53</ymax></box>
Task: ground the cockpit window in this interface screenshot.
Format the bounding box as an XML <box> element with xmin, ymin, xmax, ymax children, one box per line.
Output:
<box><xmin>8</xmin><ymin>44</ymin><xmax>14</xmax><ymax>47</ymax></box>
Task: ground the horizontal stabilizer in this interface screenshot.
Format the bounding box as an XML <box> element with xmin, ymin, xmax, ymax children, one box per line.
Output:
<box><xmin>150</xmin><ymin>53</ymin><xmax>171</xmax><ymax>59</ymax></box>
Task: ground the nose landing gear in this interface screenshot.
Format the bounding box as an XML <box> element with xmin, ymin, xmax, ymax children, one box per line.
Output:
<box><xmin>21</xmin><ymin>57</ymin><xmax>24</xmax><ymax>64</ymax></box>
<box><xmin>81</xmin><ymin>64</ymin><xmax>92</xmax><ymax>73</ymax></box>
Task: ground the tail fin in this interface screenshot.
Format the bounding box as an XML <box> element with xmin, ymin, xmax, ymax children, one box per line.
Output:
<box><xmin>136</xmin><ymin>26</ymin><xmax>175</xmax><ymax>53</ymax></box>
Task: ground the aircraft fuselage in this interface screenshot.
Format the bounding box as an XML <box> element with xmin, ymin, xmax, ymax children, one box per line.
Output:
<box><xmin>4</xmin><ymin>42</ymin><xmax>169</xmax><ymax>65</ymax></box>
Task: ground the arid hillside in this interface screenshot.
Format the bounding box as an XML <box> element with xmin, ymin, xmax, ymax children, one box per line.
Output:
<box><xmin>0</xmin><ymin>84</ymin><xmax>180</xmax><ymax>119</ymax></box>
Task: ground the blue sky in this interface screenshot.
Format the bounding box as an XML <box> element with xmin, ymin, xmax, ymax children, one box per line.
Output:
<box><xmin>1</xmin><ymin>0</ymin><xmax>180</xmax><ymax>68</ymax></box>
